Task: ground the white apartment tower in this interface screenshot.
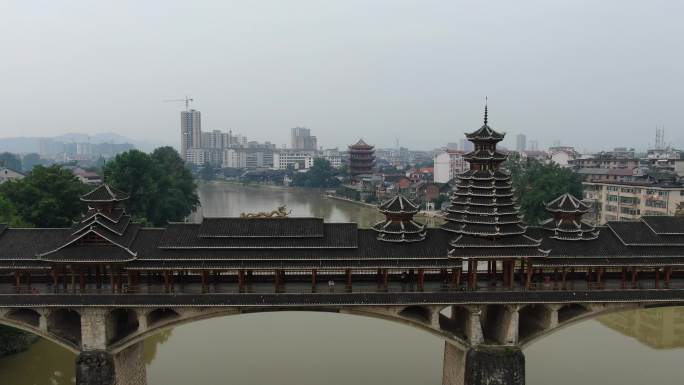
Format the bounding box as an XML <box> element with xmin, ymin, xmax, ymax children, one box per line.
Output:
<box><xmin>291</xmin><ymin>127</ymin><xmax>317</xmax><ymax>150</ymax></box>
<box><xmin>181</xmin><ymin>109</ymin><xmax>202</xmax><ymax>160</ymax></box>
<box><xmin>516</xmin><ymin>134</ymin><xmax>527</xmax><ymax>152</ymax></box>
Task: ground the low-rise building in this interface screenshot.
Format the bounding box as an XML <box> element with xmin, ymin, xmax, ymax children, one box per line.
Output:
<box><xmin>576</xmin><ymin>168</ymin><xmax>636</xmax><ymax>183</ymax></box>
<box><xmin>222</xmin><ymin>148</ymin><xmax>247</xmax><ymax>169</ymax></box>
<box><xmin>0</xmin><ymin>167</ymin><xmax>24</xmax><ymax>184</ymax></box>
<box><xmin>273</xmin><ymin>151</ymin><xmax>315</xmax><ymax>170</ymax></box>
<box><xmin>185</xmin><ymin>148</ymin><xmax>209</xmax><ymax>166</ymax></box>
<box><xmin>583</xmin><ymin>180</ymin><xmax>684</xmax><ymax>224</ymax></box>
<box><xmin>433</xmin><ymin>150</ymin><xmax>468</xmax><ymax>183</ymax></box>
<box><xmin>320</xmin><ymin>148</ymin><xmax>343</xmax><ymax>168</ymax></box>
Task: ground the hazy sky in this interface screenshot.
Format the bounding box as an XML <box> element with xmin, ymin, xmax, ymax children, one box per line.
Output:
<box><xmin>1</xmin><ymin>0</ymin><xmax>682</xmax><ymax>151</ymax></box>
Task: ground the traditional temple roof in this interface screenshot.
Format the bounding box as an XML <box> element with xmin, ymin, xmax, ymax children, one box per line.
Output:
<box><xmin>33</xmin><ymin>183</ymin><xmax>139</xmax><ymax>262</ymax></box>
<box><xmin>541</xmin><ymin>193</ymin><xmax>599</xmax><ymax>241</ymax></box>
<box><xmin>373</xmin><ymin>195</ymin><xmax>426</xmax><ymax>243</ymax></box>
<box><xmin>641</xmin><ymin>216</ymin><xmax>684</xmax><ymax>235</ymax></box>
<box><xmin>377</xmin><ymin>195</ymin><xmax>420</xmax><ymax>215</ymax></box>
<box><xmin>80</xmin><ymin>184</ymin><xmax>129</xmax><ymax>203</ymax></box>
<box><xmin>348</xmin><ymin>139</ymin><xmax>374</xmax><ymax>150</ymax></box>
<box><xmin>198</xmin><ymin>217</ymin><xmax>324</xmax><ymax>238</ymax></box>
<box><xmin>545</xmin><ymin>193</ymin><xmax>591</xmax><ymax>213</ymax></box>
<box><xmin>464</xmin><ymin>106</ymin><xmax>505</xmax><ymax>142</ymax></box>
<box><xmin>442</xmin><ymin>106</ymin><xmax>547</xmax><ymax>258</ymax></box>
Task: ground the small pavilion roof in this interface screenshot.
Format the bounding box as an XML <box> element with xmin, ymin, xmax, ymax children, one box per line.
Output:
<box><xmin>378</xmin><ymin>195</ymin><xmax>420</xmax><ymax>215</ymax></box>
<box><xmin>81</xmin><ymin>184</ymin><xmax>129</xmax><ymax>203</ymax></box>
<box><xmin>349</xmin><ymin>139</ymin><xmax>374</xmax><ymax>150</ymax></box>
<box><xmin>545</xmin><ymin>193</ymin><xmax>590</xmax><ymax>213</ymax></box>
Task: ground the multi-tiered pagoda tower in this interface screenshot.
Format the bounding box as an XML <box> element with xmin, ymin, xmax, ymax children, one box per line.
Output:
<box><xmin>541</xmin><ymin>193</ymin><xmax>599</xmax><ymax>241</ymax></box>
<box><xmin>442</xmin><ymin>105</ymin><xmax>547</xmax><ymax>288</ymax></box>
<box><xmin>348</xmin><ymin>139</ymin><xmax>375</xmax><ymax>177</ymax></box>
<box><xmin>372</xmin><ymin>195</ymin><xmax>427</xmax><ymax>242</ymax></box>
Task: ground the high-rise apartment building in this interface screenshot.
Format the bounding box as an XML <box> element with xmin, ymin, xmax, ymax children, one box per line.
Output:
<box><xmin>516</xmin><ymin>134</ymin><xmax>527</xmax><ymax>152</ymax></box>
<box><xmin>291</xmin><ymin>127</ymin><xmax>317</xmax><ymax>150</ymax></box>
<box><xmin>181</xmin><ymin>109</ymin><xmax>201</xmax><ymax>160</ymax></box>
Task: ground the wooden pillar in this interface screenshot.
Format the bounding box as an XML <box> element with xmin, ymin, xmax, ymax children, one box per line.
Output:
<box><xmin>455</xmin><ymin>267</ymin><xmax>462</xmax><ymax>288</ymax></box>
<box><xmin>51</xmin><ymin>268</ymin><xmax>58</xmax><ymax>290</ymax></box>
<box><xmin>525</xmin><ymin>259</ymin><xmax>533</xmax><ymax>289</ymax></box>
<box><xmin>382</xmin><ymin>269</ymin><xmax>389</xmax><ymax>290</ymax></box>
<box><xmin>109</xmin><ymin>266</ymin><xmax>115</xmax><ymax>292</ymax></box>
<box><xmin>13</xmin><ymin>271</ymin><xmax>21</xmax><ymax>289</ymax></box>
<box><xmin>238</xmin><ymin>270</ymin><xmax>246</xmax><ymax>292</ymax></box>
<box><xmin>561</xmin><ymin>267</ymin><xmax>568</xmax><ymax>289</ymax></box>
<box><xmin>621</xmin><ymin>267</ymin><xmax>627</xmax><ymax>288</ymax></box>
<box><xmin>417</xmin><ymin>269</ymin><xmax>425</xmax><ymax>291</ymax></box>
<box><xmin>163</xmin><ymin>270</ymin><xmax>171</xmax><ymax>293</ymax></box>
<box><xmin>665</xmin><ymin>266</ymin><xmax>673</xmax><ymax>288</ymax></box>
<box><xmin>62</xmin><ymin>266</ymin><xmax>68</xmax><ymax>290</ymax></box>
<box><xmin>26</xmin><ymin>272</ymin><xmax>31</xmax><ymax>288</ymax></box>
<box><xmin>71</xmin><ymin>267</ymin><xmax>76</xmax><ymax>292</ymax></box>
<box><xmin>79</xmin><ymin>270</ymin><xmax>86</xmax><ymax>291</ymax></box>
<box><xmin>95</xmin><ymin>266</ymin><xmax>102</xmax><ymax>289</ymax></box>
<box><xmin>311</xmin><ymin>269</ymin><xmax>317</xmax><ymax>290</ymax></box>
<box><xmin>275</xmin><ymin>270</ymin><xmax>282</xmax><ymax>291</ymax></box>
<box><xmin>502</xmin><ymin>261</ymin><xmax>509</xmax><ymax>288</ymax></box>
<box><xmin>201</xmin><ymin>270</ymin><xmax>209</xmax><ymax>293</ymax></box>
<box><xmin>467</xmin><ymin>260</ymin><xmax>476</xmax><ymax>290</ymax></box>
<box><xmin>453</xmin><ymin>267</ymin><xmax>460</xmax><ymax>288</ymax></box>
<box><xmin>345</xmin><ymin>269</ymin><xmax>352</xmax><ymax>290</ymax></box>
<box><xmin>115</xmin><ymin>271</ymin><xmax>122</xmax><ymax>292</ymax></box>
<box><xmin>127</xmin><ymin>271</ymin><xmax>134</xmax><ymax>292</ymax></box>
<box><xmin>655</xmin><ymin>268</ymin><xmax>660</xmax><ymax>289</ymax></box>
<box><xmin>631</xmin><ymin>267</ymin><xmax>638</xmax><ymax>288</ymax></box>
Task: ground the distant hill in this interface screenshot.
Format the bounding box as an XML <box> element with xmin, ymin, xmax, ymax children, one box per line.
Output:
<box><xmin>0</xmin><ymin>133</ymin><xmax>167</xmax><ymax>153</ymax></box>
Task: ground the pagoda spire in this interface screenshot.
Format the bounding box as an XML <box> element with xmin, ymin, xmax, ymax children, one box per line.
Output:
<box><xmin>484</xmin><ymin>96</ymin><xmax>488</xmax><ymax>125</ymax></box>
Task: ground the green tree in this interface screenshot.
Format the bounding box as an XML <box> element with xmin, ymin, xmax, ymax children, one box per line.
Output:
<box><xmin>21</xmin><ymin>153</ymin><xmax>44</xmax><ymax>172</ymax></box>
<box><xmin>104</xmin><ymin>147</ymin><xmax>199</xmax><ymax>226</ymax></box>
<box><xmin>0</xmin><ymin>165</ymin><xmax>86</xmax><ymax>227</ymax></box>
<box><xmin>504</xmin><ymin>157</ymin><xmax>583</xmax><ymax>225</ymax></box>
<box><xmin>0</xmin><ymin>196</ymin><xmax>28</xmax><ymax>227</ymax></box>
<box><xmin>292</xmin><ymin>159</ymin><xmax>341</xmax><ymax>188</ymax></box>
<box><xmin>0</xmin><ymin>152</ymin><xmax>22</xmax><ymax>171</ymax></box>
<box><xmin>200</xmin><ymin>163</ymin><xmax>215</xmax><ymax>181</ymax></box>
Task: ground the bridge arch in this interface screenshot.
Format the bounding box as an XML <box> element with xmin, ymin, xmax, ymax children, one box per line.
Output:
<box><xmin>0</xmin><ymin>309</ymin><xmax>80</xmax><ymax>354</ymax></box>
<box><xmin>47</xmin><ymin>308</ymin><xmax>82</xmax><ymax>347</ymax></box>
<box><xmin>108</xmin><ymin>305</ymin><xmax>467</xmax><ymax>354</ymax></box>
<box><xmin>106</xmin><ymin>308</ymin><xmax>140</xmax><ymax>344</ymax></box>
<box><xmin>519</xmin><ymin>303</ymin><xmax>643</xmax><ymax>348</ymax></box>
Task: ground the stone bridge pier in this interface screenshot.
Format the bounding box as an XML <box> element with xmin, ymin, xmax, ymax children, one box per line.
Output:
<box><xmin>441</xmin><ymin>305</ymin><xmax>524</xmax><ymax>385</ymax></box>
<box><xmin>76</xmin><ymin>308</ymin><xmax>146</xmax><ymax>385</ymax></box>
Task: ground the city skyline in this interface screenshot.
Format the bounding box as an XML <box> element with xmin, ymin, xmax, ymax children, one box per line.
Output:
<box><xmin>1</xmin><ymin>1</ymin><xmax>683</xmax><ymax>151</ymax></box>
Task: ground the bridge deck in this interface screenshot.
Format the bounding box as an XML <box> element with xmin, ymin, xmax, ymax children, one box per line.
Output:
<box><xmin>2</xmin><ymin>288</ymin><xmax>684</xmax><ymax>307</ymax></box>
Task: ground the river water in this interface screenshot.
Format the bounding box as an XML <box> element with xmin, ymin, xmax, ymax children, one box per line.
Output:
<box><xmin>2</xmin><ymin>182</ymin><xmax>684</xmax><ymax>385</ymax></box>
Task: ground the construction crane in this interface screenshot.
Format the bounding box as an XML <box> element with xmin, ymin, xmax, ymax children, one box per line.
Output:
<box><xmin>163</xmin><ymin>96</ymin><xmax>194</xmax><ymax>111</ymax></box>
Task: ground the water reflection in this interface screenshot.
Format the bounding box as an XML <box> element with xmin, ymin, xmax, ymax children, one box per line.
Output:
<box><xmin>598</xmin><ymin>307</ymin><xmax>684</xmax><ymax>349</ymax></box>
<box><xmin>0</xmin><ymin>329</ymin><xmax>172</xmax><ymax>385</ymax></box>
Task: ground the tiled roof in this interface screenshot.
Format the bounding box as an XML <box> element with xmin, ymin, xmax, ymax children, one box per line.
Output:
<box><xmin>159</xmin><ymin>223</ymin><xmax>358</xmax><ymax>249</ymax></box>
<box><xmin>81</xmin><ymin>184</ymin><xmax>129</xmax><ymax>202</ymax></box>
<box><xmin>465</xmin><ymin>124</ymin><xmax>505</xmax><ymax>141</ymax></box>
<box><xmin>377</xmin><ymin>195</ymin><xmax>419</xmax><ymax>215</ymax></box>
<box><xmin>198</xmin><ymin>217</ymin><xmax>324</xmax><ymax>238</ymax></box>
<box><xmin>545</xmin><ymin>193</ymin><xmax>590</xmax><ymax>213</ymax></box>
<box><xmin>641</xmin><ymin>216</ymin><xmax>684</xmax><ymax>235</ymax></box>
<box><xmin>607</xmin><ymin>221</ymin><xmax>684</xmax><ymax>246</ymax></box>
